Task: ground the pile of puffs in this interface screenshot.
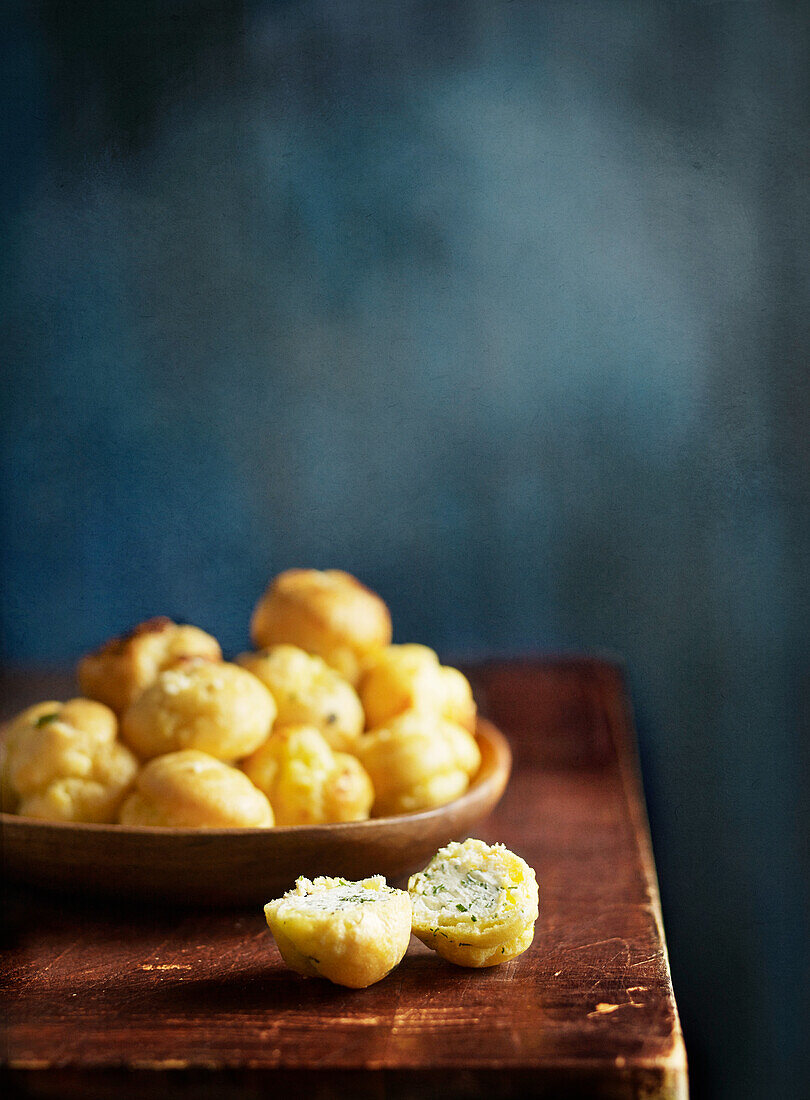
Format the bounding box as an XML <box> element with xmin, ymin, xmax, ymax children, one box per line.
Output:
<box><xmin>0</xmin><ymin>569</ymin><xmax>481</xmax><ymax>829</ymax></box>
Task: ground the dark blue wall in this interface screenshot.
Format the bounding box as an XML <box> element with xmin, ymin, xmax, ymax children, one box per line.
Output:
<box><xmin>3</xmin><ymin>2</ymin><xmax>808</xmax><ymax>1095</ymax></box>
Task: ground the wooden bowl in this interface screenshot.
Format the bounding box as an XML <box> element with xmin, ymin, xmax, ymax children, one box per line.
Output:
<box><xmin>0</xmin><ymin>719</ymin><xmax>510</xmax><ymax>907</ymax></box>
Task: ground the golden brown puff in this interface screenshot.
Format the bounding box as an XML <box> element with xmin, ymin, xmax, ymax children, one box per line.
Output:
<box><xmin>78</xmin><ymin>617</ymin><xmax>222</xmax><ymax>714</ymax></box>
<box><xmin>3</xmin><ymin>698</ymin><xmax>138</xmax><ymax>823</ymax></box>
<box><xmin>358</xmin><ymin>644</ymin><xmax>476</xmax><ymax>731</ymax></box>
<box><xmin>409</xmin><ymin>839</ymin><xmax>539</xmax><ymax>967</ymax></box>
<box><xmin>242</xmin><ymin>724</ymin><xmax>374</xmax><ymax>826</ymax></box>
<box><xmin>264</xmin><ymin>875</ymin><xmax>412</xmax><ymax>988</ymax></box>
<box><xmin>121</xmin><ymin>658</ymin><xmax>276</xmax><ymax>762</ymax></box>
<box><xmin>354</xmin><ymin>709</ymin><xmax>481</xmax><ymax>817</ymax></box>
<box><xmin>118</xmin><ymin>750</ymin><xmax>274</xmax><ymax>828</ymax></box>
<box><xmin>236</xmin><ymin>645</ymin><xmax>364</xmax><ymax>752</ymax></box>
<box><xmin>249</xmin><ymin>569</ymin><xmax>392</xmax><ymax>684</ymax></box>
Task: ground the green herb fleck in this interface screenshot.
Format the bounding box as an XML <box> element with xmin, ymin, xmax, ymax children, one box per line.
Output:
<box><xmin>35</xmin><ymin>713</ymin><xmax>59</xmax><ymax>727</ymax></box>
<box><xmin>456</xmin><ymin>904</ymin><xmax>467</xmax><ymax>912</ymax></box>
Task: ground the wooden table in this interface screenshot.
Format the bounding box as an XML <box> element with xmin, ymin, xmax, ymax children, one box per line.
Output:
<box><xmin>1</xmin><ymin>659</ymin><xmax>687</xmax><ymax>1099</ymax></box>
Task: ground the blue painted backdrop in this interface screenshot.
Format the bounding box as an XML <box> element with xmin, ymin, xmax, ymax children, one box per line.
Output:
<box><xmin>2</xmin><ymin>2</ymin><xmax>808</xmax><ymax>1096</ymax></box>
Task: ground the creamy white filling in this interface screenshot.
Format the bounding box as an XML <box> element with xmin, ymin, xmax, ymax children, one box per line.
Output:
<box><xmin>412</xmin><ymin>859</ymin><xmax>508</xmax><ymax>917</ymax></box>
<box><xmin>284</xmin><ymin>881</ymin><xmax>389</xmax><ymax>913</ymax></box>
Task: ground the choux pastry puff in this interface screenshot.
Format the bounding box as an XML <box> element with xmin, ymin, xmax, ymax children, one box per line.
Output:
<box><xmin>237</xmin><ymin>645</ymin><xmax>363</xmax><ymax>753</ymax></box>
<box><xmin>118</xmin><ymin>750</ymin><xmax>274</xmax><ymax>828</ymax></box>
<box><xmin>409</xmin><ymin>839</ymin><xmax>539</xmax><ymax>967</ymax></box>
<box><xmin>250</xmin><ymin>569</ymin><xmax>392</xmax><ymax>684</ymax></box>
<box><xmin>242</xmin><ymin>724</ymin><xmax>373</xmax><ymax>825</ymax></box>
<box><xmin>78</xmin><ymin>616</ymin><xmax>222</xmax><ymax>713</ymax></box>
<box><xmin>264</xmin><ymin>876</ymin><xmax>412</xmax><ymax>987</ymax></box>
<box><xmin>1</xmin><ymin>699</ymin><xmax>138</xmax><ymax>822</ymax></box>
<box><xmin>359</xmin><ymin>644</ymin><xmax>476</xmax><ymax>732</ymax></box>
<box><xmin>355</xmin><ymin>710</ymin><xmax>481</xmax><ymax>817</ymax></box>
<box><xmin>121</xmin><ymin>658</ymin><xmax>276</xmax><ymax>761</ymax></box>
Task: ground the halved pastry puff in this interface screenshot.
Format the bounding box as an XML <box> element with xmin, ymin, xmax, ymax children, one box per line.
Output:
<box><xmin>264</xmin><ymin>875</ymin><xmax>411</xmax><ymax>988</ymax></box>
<box><xmin>409</xmin><ymin>838</ymin><xmax>538</xmax><ymax>967</ymax></box>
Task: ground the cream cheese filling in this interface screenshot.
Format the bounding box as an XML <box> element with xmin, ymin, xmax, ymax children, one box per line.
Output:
<box><xmin>279</xmin><ymin>877</ymin><xmax>391</xmax><ymax>914</ymax></box>
<box><xmin>411</xmin><ymin>856</ymin><xmax>510</xmax><ymax>920</ymax></box>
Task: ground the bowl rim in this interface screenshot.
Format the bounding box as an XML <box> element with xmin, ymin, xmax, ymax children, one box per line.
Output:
<box><xmin>0</xmin><ymin>718</ymin><xmax>511</xmax><ymax>839</ymax></box>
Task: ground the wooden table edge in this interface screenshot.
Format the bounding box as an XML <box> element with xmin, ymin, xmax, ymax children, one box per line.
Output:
<box><xmin>591</xmin><ymin>659</ymin><xmax>688</xmax><ymax>1091</ymax></box>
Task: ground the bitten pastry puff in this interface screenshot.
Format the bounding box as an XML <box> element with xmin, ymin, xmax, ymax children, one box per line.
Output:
<box><xmin>121</xmin><ymin>658</ymin><xmax>276</xmax><ymax>762</ymax></box>
<box><xmin>359</xmin><ymin>644</ymin><xmax>477</xmax><ymax>731</ymax></box>
<box><xmin>2</xmin><ymin>699</ymin><xmax>138</xmax><ymax>822</ymax></box>
<box><xmin>242</xmin><ymin>724</ymin><xmax>374</xmax><ymax>826</ymax></box>
<box><xmin>118</xmin><ymin>750</ymin><xmax>274</xmax><ymax>828</ymax></box>
<box><xmin>355</xmin><ymin>710</ymin><xmax>481</xmax><ymax>817</ymax></box>
<box><xmin>78</xmin><ymin>617</ymin><xmax>222</xmax><ymax>713</ymax></box>
<box><xmin>236</xmin><ymin>645</ymin><xmax>364</xmax><ymax>752</ymax></box>
<box><xmin>250</xmin><ymin>569</ymin><xmax>392</xmax><ymax>684</ymax></box>
<box><xmin>264</xmin><ymin>876</ymin><xmax>412</xmax><ymax>988</ymax></box>
<box><xmin>409</xmin><ymin>839</ymin><xmax>539</xmax><ymax>967</ymax></box>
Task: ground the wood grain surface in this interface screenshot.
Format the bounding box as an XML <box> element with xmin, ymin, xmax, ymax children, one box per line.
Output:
<box><xmin>0</xmin><ymin>659</ymin><xmax>687</xmax><ymax>1099</ymax></box>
